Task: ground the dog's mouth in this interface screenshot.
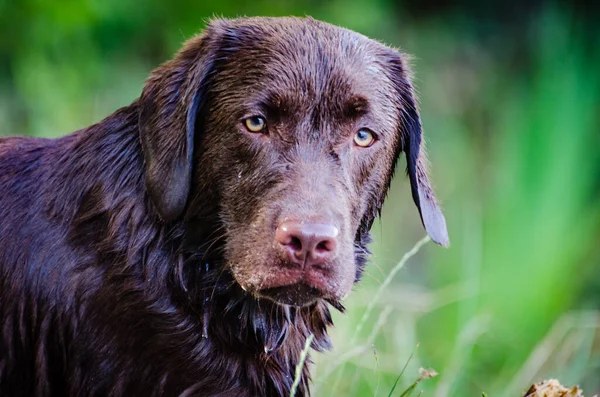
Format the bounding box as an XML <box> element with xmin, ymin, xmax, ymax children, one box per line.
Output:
<box><xmin>250</xmin><ymin>265</ymin><xmax>334</xmax><ymax>307</ymax></box>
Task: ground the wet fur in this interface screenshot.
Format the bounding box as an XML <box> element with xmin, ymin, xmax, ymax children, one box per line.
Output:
<box><xmin>0</xmin><ymin>17</ymin><xmax>447</xmax><ymax>396</ymax></box>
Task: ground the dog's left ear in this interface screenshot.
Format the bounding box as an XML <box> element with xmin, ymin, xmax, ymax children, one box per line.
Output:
<box><xmin>138</xmin><ymin>22</ymin><xmax>225</xmax><ymax>222</ymax></box>
<box><xmin>384</xmin><ymin>52</ymin><xmax>449</xmax><ymax>247</ymax></box>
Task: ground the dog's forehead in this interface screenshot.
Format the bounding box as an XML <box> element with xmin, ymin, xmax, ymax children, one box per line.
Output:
<box><xmin>228</xmin><ymin>18</ymin><xmax>382</xmax><ymax>83</ymax></box>
<box><xmin>211</xmin><ymin>17</ymin><xmax>393</xmax><ymax>123</ymax></box>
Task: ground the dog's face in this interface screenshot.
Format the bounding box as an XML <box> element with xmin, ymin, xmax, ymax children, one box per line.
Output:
<box><xmin>139</xmin><ymin>17</ymin><xmax>448</xmax><ymax>307</ymax></box>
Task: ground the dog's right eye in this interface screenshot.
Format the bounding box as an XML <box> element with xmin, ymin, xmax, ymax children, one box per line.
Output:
<box><xmin>243</xmin><ymin>116</ymin><xmax>267</xmax><ymax>133</ymax></box>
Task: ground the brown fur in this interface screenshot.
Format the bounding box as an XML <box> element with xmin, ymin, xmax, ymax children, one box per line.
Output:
<box><xmin>0</xmin><ymin>17</ymin><xmax>447</xmax><ymax>396</ymax></box>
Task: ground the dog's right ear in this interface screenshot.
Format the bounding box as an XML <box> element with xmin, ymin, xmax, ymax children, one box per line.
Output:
<box><xmin>382</xmin><ymin>50</ymin><xmax>450</xmax><ymax>247</ymax></box>
<box><xmin>139</xmin><ymin>22</ymin><xmax>226</xmax><ymax>222</ymax></box>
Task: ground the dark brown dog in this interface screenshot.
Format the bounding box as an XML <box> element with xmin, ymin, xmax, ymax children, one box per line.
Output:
<box><xmin>0</xmin><ymin>17</ymin><xmax>448</xmax><ymax>396</ymax></box>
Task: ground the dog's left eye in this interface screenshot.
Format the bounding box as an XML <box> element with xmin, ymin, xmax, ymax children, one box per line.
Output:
<box><xmin>244</xmin><ymin>116</ymin><xmax>267</xmax><ymax>133</ymax></box>
<box><xmin>354</xmin><ymin>128</ymin><xmax>375</xmax><ymax>147</ymax></box>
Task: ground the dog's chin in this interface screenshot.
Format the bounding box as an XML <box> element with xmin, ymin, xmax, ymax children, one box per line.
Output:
<box><xmin>257</xmin><ymin>283</ymin><xmax>323</xmax><ymax>307</ymax></box>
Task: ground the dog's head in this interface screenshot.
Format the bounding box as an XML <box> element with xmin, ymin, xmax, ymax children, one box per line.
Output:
<box><xmin>139</xmin><ymin>17</ymin><xmax>448</xmax><ymax>308</ymax></box>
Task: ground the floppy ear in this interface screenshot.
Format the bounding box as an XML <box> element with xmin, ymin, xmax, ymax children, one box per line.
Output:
<box><xmin>138</xmin><ymin>24</ymin><xmax>224</xmax><ymax>222</ymax></box>
<box><xmin>386</xmin><ymin>53</ymin><xmax>449</xmax><ymax>247</ymax></box>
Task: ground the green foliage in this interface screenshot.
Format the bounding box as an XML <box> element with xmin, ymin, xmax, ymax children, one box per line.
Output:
<box><xmin>1</xmin><ymin>1</ymin><xmax>598</xmax><ymax>396</ymax></box>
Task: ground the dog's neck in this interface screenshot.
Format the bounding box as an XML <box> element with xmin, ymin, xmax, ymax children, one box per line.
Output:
<box><xmin>64</xmin><ymin>102</ymin><xmax>334</xmax><ymax>396</ymax></box>
<box><xmin>186</xmin><ymin>260</ymin><xmax>335</xmax><ymax>395</ymax></box>
<box><xmin>168</xmin><ymin>230</ymin><xmax>337</xmax><ymax>396</ymax></box>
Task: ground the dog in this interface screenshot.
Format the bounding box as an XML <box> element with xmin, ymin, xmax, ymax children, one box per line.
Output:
<box><xmin>0</xmin><ymin>16</ymin><xmax>448</xmax><ymax>396</ymax></box>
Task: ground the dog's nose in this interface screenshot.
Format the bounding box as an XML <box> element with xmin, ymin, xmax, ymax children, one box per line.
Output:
<box><xmin>275</xmin><ymin>220</ymin><xmax>338</xmax><ymax>267</ymax></box>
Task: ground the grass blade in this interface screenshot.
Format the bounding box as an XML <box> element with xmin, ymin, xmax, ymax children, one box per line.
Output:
<box><xmin>290</xmin><ymin>333</ymin><xmax>314</xmax><ymax>397</ymax></box>
<box><xmin>387</xmin><ymin>343</ymin><xmax>419</xmax><ymax>397</ymax></box>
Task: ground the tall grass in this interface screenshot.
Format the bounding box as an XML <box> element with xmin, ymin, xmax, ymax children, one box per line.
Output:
<box><xmin>1</xmin><ymin>2</ymin><xmax>598</xmax><ymax>396</ymax></box>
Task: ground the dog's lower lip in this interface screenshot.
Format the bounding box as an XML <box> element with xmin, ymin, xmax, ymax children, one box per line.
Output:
<box><xmin>259</xmin><ymin>268</ymin><xmax>331</xmax><ymax>291</ymax></box>
<box><xmin>254</xmin><ymin>268</ymin><xmax>332</xmax><ymax>306</ymax></box>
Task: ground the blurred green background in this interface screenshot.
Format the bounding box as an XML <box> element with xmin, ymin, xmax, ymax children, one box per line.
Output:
<box><xmin>1</xmin><ymin>0</ymin><xmax>599</xmax><ymax>395</ymax></box>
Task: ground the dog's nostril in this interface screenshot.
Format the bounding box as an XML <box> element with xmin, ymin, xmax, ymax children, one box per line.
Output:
<box><xmin>289</xmin><ymin>236</ymin><xmax>302</xmax><ymax>252</ymax></box>
<box><xmin>315</xmin><ymin>240</ymin><xmax>331</xmax><ymax>253</ymax></box>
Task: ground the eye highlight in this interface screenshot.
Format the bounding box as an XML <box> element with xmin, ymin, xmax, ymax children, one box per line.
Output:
<box><xmin>243</xmin><ymin>116</ymin><xmax>267</xmax><ymax>133</ymax></box>
<box><xmin>353</xmin><ymin>128</ymin><xmax>376</xmax><ymax>147</ymax></box>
